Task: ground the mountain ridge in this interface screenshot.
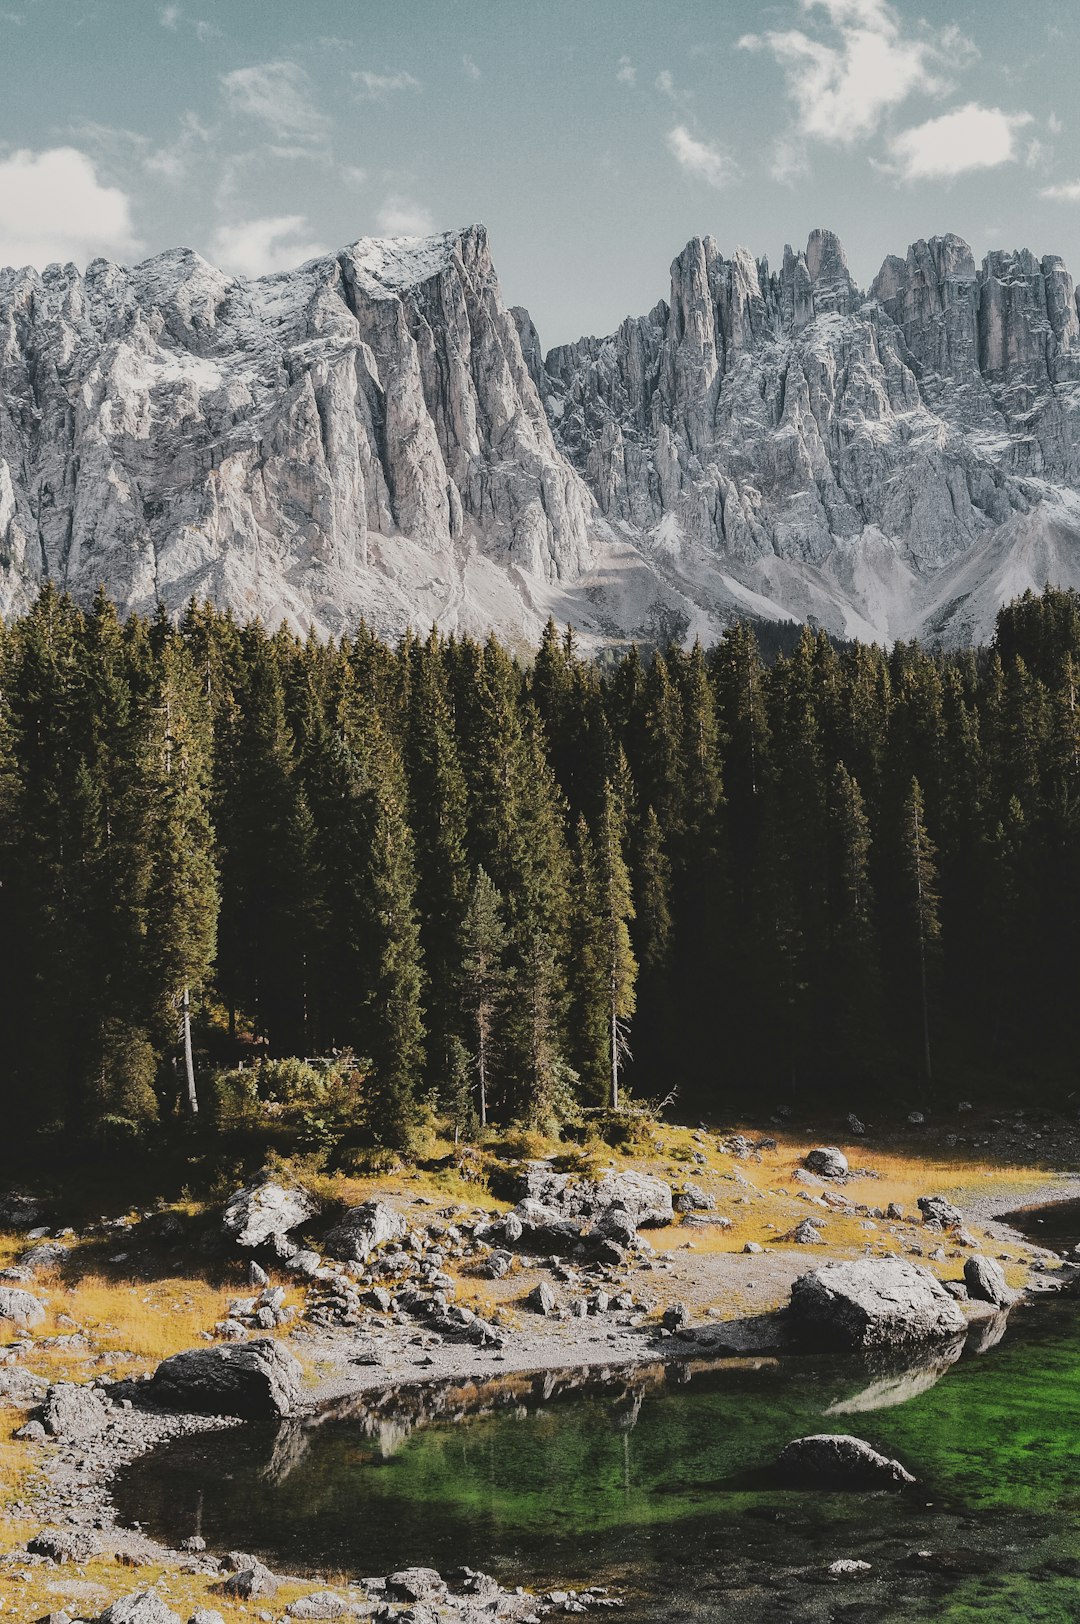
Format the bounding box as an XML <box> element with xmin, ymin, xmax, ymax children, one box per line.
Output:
<box><xmin>3</xmin><ymin>221</ymin><xmax>1080</xmax><ymax>646</ymax></box>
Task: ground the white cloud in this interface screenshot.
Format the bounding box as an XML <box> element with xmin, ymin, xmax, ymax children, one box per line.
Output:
<box><xmin>616</xmin><ymin>56</ymin><xmax>636</xmax><ymax>86</ymax></box>
<box><xmin>210</xmin><ymin>214</ymin><xmax>327</xmax><ymax>278</ymax></box>
<box><xmin>665</xmin><ymin>125</ymin><xmax>739</xmax><ymax>190</ymax></box>
<box><xmin>462</xmin><ymin>54</ymin><xmax>481</xmax><ymax>81</ymax></box>
<box><xmin>1040</xmin><ymin>179</ymin><xmax>1080</xmax><ymax>202</ymax></box>
<box><xmin>353</xmin><ymin>69</ymin><xmax>422</xmax><ymax>100</ymax></box>
<box><xmin>339</xmin><ymin>164</ymin><xmax>368</xmax><ymax>187</ymax></box>
<box><xmin>0</xmin><ymin>146</ymin><xmax>141</xmax><ymax>269</ymax></box>
<box><xmin>884</xmin><ymin>103</ymin><xmax>1033</xmax><ymax>182</ymax></box>
<box><xmin>143</xmin><ymin>110</ymin><xmax>213</xmax><ymax>184</ymax></box>
<box><xmin>770</xmin><ymin>132</ymin><xmax>810</xmax><ymax>184</ymax></box>
<box><xmin>221</xmin><ymin>61</ymin><xmax>327</xmax><ymax>140</ymax></box>
<box><xmin>1048</xmin><ymin>112</ymin><xmax>1064</xmax><ymax>135</ymax></box>
<box><xmin>160</xmin><ymin>5</ymin><xmax>217</xmax><ymax>41</ymax></box>
<box><xmin>740</xmin><ymin>0</ymin><xmax>957</xmax><ymax>148</ymax></box>
<box><xmin>1026</xmin><ymin>138</ymin><xmax>1052</xmax><ymax>170</ymax></box>
<box><xmin>655</xmin><ymin>69</ymin><xmax>675</xmax><ymax>98</ymax></box>
<box><xmin>375</xmin><ymin>195</ymin><xmax>434</xmax><ymax>235</ymax></box>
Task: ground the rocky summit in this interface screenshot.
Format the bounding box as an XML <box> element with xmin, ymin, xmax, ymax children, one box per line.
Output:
<box><xmin>6</xmin><ymin>222</ymin><xmax>1080</xmax><ymax>645</ymax></box>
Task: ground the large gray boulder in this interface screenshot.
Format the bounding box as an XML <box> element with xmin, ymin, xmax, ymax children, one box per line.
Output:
<box><xmin>0</xmin><ymin>1286</ymin><xmax>46</xmax><ymax>1327</ymax></box>
<box><xmin>778</xmin><ymin>1434</ymin><xmax>915</xmax><ymax>1489</ymax></box>
<box><xmin>805</xmin><ymin>1147</ymin><xmax>848</xmax><ymax>1179</ymax></box>
<box><xmin>510</xmin><ymin>1164</ymin><xmax>673</xmax><ymax>1227</ymax></box>
<box><xmin>507</xmin><ymin>1199</ymin><xmax>581</xmax><ymax>1250</ymax></box>
<box><xmin>99</xmin><ymin>1594</ymin><xmax>183</xmax><ymax>1624</ymax></box>
<box><xmin>964</xmin><ymin>1255</ymin><xmax>1013</xmax><ymax>1307</ymax></box>
<box><xmin>148</xmin><ymin>1339</ymin><xmax>303</xmax><ymax>1419</ymax></box>
<box><xmin>322</xmin><ymin>1200</ymin><xmax>407</xmax><ymax>1264</ymax></box>
<box><xmin>789</xmin><ymin>1258</ymin><xmax>966</xmax><ymax>1350</ymax></box>
<box><xmin>221</xmin><ymin>1182</ymin><xmax>316</xmax><ymax>1252</ymax></box>
<box><xmin>40</xmin><ymin>1382</ymin><xmax>111</xmax><ymax>1442</ymax></box>
<box><xmin>917</xmin><ymin>1194</ymin><xmax>964</xmax><ymax>1227</ymax></box>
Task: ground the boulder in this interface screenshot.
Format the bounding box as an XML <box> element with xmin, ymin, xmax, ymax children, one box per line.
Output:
<box><xmin>964</xmin><ymin>1255</ymin><xmax>1013</xmax><ymax>1307</ymax></box>
<box><xmin>27</xmin><ymin>1527</ymin><xmax>100</xmax><ymax>1563</ymax></box>
<box><xmin>777</xmin><ymin>1433</ymin><xmax>916</xmax><ymax>1489</ymax></box>
<box><xmin>385</xmin><ymin>1571</ymin><xmax>447</xmax><ymax>1604</ymax></box>
<box><xmin>40</xmin><ymin>1382</ymin><xmax>111</xmax><ymax>1442</ymax></box>
<box><xmin>845</xmin><ymin>1114</ymin><xmax>866</xmax><ymax>1136</ymax></box>
<box><xmin>789</xmin><ymin>1219</ymin><xmax>826</xmax><ymax>1245</ymax></box>
<box><xmin>99</xmin><ymin>1594</ymin><xmax>184</xmax><ymax>1624</ymax></box>
<box><xmin>509</xmin><ymin>1199</ymin><xmax>580</xmax><ymax>1250</ymax></box>
<box><xmin>19</xmin><ymin>1242</ymin><xmax>68</xmax><ymax>1274</ymax></box>
<box><xmin>526</xmin><ymin>1282</ymin><xmax>559</xmax><ymax>1316</ymax></box>
<box><xmin>662</xmin><ymin>1304</ymin><xmax>689</xmax><ymax>1331</ymax></box>
<box><xmin>592</xmin><ymin>1207</ymin><xmax>637</xmax><ymax>1248</ymax></box>
<box><xmin>221</xmin><ymin>1182</ymin><xmax>316</xmax><ymax>1252</ymax></box>
<box><xmin>805</xmin><ymin>1148</ymin><xmax>848</xmax><ymax>1179</ymax></box>
<box><xmin>149</xmin><ymin>1339</ymin><xmax>302</xmax><ymax>1419</ymax></box>
<box><xmin>188</xmin><ymin>1612</ymin><xmax>225</xmax><ymax>1624</ymax></box>
<box><xmin>586</xmin><ymin>1171</ymin><xmax>673</xmax><ymax>1226</ymax></box>
<box><xmin>286</xmin><ymin>1596</ymin><xmax>347</xmax><ymax>1620</ymax></box>
<box><xmin>789</xmin><ymin>1258</ymin><xmax>966</xmax><ymax>1350</ymax></box>
<box><xmin>215</xmin><ymin>1566</ymin><xmax>278</xmax><ymax>1601</ymax></box>
<box><xmin>322</xmin><ymin>1200</ymin><xmax>407</xmax><ymax>1264</ymax></box>
<box><xmin>674</xmin><ymin>1184</ymin><xmax>715</xmax><ymax>1213</ymax></box>
<box><xmin>918</xmin><ymin>1195</ymin><xmax>963</xmax><ymax>1227</ymax></box>
<box><xmin>827</xmin><ymin>1559</ymin><xmax>872</xmax><ymax>1579</ymax></box>
<box><xmin>0</xmin><ymin>1286</ymin><xmax>46</xmax><ymax>1328</ymax></box>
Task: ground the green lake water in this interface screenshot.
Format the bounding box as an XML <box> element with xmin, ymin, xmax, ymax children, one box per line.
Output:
<box><xmin>116</xmin><ymin>1206</ymin><xmax>1080</xmax><ymax>1622</ymax></box>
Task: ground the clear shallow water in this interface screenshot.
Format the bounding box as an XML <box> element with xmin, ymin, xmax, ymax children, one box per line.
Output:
<box><xmin>117</xmin><ymin>1206</ymin><xmax>1080</xmax><ymax>1623</ymax></box>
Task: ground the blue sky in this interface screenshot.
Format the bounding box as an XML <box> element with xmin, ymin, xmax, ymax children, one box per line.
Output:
<box><xmin>0</xmin><ymin>0</ymin><xmax>1077</xmax><ymax>345</ymax></box>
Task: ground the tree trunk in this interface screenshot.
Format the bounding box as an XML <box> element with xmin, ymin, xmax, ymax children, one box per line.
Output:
<box><xmin>182</xmin><ymin>985</ymin><xmax>199</xmax><ymax>1115</ymax></box>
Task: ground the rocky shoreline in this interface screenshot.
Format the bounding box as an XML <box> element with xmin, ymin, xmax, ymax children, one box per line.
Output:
<box><xmin>3</xmin><ymin>1152</ymin><xmax>1079</xmax><ymax>1623</ymax></box>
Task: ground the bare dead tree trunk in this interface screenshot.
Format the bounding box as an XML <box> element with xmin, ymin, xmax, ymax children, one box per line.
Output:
<box><xmin>182</xmin><ymin>985</ymin><xmax>198</xmax><ymax>1115</ymax></box>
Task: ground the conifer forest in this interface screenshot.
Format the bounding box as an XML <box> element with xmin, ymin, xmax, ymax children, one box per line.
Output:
<box><xmin>2</xmin><ymin>583</ymin><xmax>1079</xmax><ymax>1158</ymax></box>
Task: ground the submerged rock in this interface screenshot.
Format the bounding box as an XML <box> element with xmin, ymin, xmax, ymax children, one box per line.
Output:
<box><xmin>777</xmin><ymin>1433</ymin><xmax>916</xmax><ymax>1488</ymax></box>
<box><xmin>789</xmin><ymin>1257</ymin><xmax>966</xmax><ymax>1350</ymax></box>
<box><xmin>149</xmin><ymin>1338</ymin><xmax>302</xmax><ymax>1419</ymax></box>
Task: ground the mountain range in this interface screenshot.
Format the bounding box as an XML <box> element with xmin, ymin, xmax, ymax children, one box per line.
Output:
<box><xmin>3</xmin><ymin>220</ymin><xmax>1080</xmax><ymax>646</ymax></box>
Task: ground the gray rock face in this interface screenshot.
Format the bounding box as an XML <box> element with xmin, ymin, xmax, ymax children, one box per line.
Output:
<box><xmin>0</xmin><ymin>1285</ymin><xmax>46</xmax><ymax>1327</ymax></box>
<box><xmin>9</xmin><ymin>224</ymin><xmax>1080</xmax><ymax>650</ymax></box>
<box><xmin>777</xmin><ymin>1433</ymin><xmax>916</xmax><ymax>1488</ymax></box>
<box><xmin>805</xmin><ymin>1148</ymin><xmax>848</xmax><ymax>1179</ymax></box>
<box><xmin>322</xmin><ymin>1200</ymin><xmax>408</xmax><ymax>1263</ymax></box>
<box><xmin>512</xmin><ymin>1164</ymin><xmax>672</xmax><ymax>1227</ymax></box>
<box><xmin>789</xmin><ymin>1258</ymin><xmax>966</xmax><ymax>1350</ymax></box>
<box><xmin>221</xmin><ymin>1182</ymin><xmax>316</xmax><ymax>1251</ymax></box>
<box><xmin>964</xmin><ymin>1255</ymin><xmax>1013</xmax><ymax>1307</ymax></box>
<box><xmin>148</xmin><ymin>1338</ymin><xmax>302</xmax><ymax>1418</ymax></box>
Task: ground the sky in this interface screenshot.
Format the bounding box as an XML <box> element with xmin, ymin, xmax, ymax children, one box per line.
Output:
<box><xmin>0</xmin><ymin>0</ymin><xmax>1078</xmax><ymax>346</ymax></box>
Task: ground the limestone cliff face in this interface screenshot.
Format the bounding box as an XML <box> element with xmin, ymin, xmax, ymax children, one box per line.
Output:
<box><xmin>538</xmin><ymin>229</ymin><xmax>1080</xmax><ymax>643</ymax></box>
<box><xmin>0</xmin><ymin>226</ymin><xmax>593</xmax><ymax>637</ymax></box>
<box><xmin>5</xmin><ymin>222</ymin><xmax>1080</xmax><ymax>648</ymax></box>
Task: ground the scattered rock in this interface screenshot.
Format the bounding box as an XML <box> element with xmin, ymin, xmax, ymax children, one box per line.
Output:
<box><xmin>743</xmin><ymin>1241</ymin><xmax>763</xmax><ymax>1254</ymax></box>
<box><xmin>918</xmin><ymin>1195</ymin><xmax>963</xmax><ymax>1227</ymax></box>
<box><xmin>100</xmin><ymin>1593</ymin><xmax>184</xmax><ymax>1624</ymax></box>
<box><xmin>216</xmin><ymin>1566</ymin><xmax>278</xmax><ymax>1601</ymax></box>
<box><xmin>908</xmin><ymin>1112</ymin><xmax>926</xmax><ymax>1126</ymax></box>
<box><xmin>221</xmin><ymin>1182</ymin><xmax>316</xmax><ymax>1253</ymax></box>
<box><xmin>27</xmin><ymin>1527</ymin><xmax>100</xmax><ymax>1563</ymax></box>
<box><xmin>322</xmin><ymin>1201</ymin><xmax>408</xmax><ymax>1264</ymax></box>
<box><xmin>40</xmin><ymin>1382</ymin><xmax>111</xmax><ymax>1442</ymax></box>
<box><xmin>789</xmin><ymin>1258</ymin><xmax>967</xmax><ymax>1350</ymax></box>
<box><xmin>789</xmin><ymin>1219</ymin><xmax>827</xmax><ymax>1244</ymax></box>
<box><xmin>188</xmin><ymin>1611</ymin><xmax>225</xmax><ymax>1624</ymax></box>
<box><xmin>662</xmin><ymin>1304</ymin><xmax>689</xmax><ymax>1331</ymax></box>
<box><xmin>286</xmin><ymin>1596</ymin><xmax>347</xmax><ymax>1620</ymax></box>
<box><xmin>149</xmin><ymin>1338</ymin><xmax>302</xmax><ymax>1419</ymax></box>
<box><xmin>0</xmin><ymin>1285</ymin><xmax>46</xmax><ymax>1328</ymax></box>
<box><xmin>385</xmin><ymin>1570</ymin><xmax>448</xmax><ymax>1604</ymax></box>
<box><xmin>845</xmin><ymin>1115</ymin><xmax>866</xmax><ymax>1136</ymax></box>
<box><xmin>777</xmin><ymin>1433</ymin><xmax>916</xmax><ymax>1489</ymax></box>
<box><xmin>964</xmin><ymin>1255</ymin><xmax>1013</xmax><ymax>1307</ymax></box>
<box><xmin>805</xmin><ymin>1148</ymin><xmax>848</xmax><ymax>1179</ymax></box>
<box><xmin>526</xmin><ymin>1282</ymin><xmax>559</xmax><ymax>1316</ymax></box>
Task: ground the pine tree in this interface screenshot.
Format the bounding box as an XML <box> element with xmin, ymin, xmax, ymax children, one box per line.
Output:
<box><xmin>459</xmin><ymin>867</ymin><xmax>510</xmax><ymax>1127</ymax></box>
<box><xmin>899</xmin><ymin>776</ymin><xmax>942</xmax><ymax>1084</ymax></box>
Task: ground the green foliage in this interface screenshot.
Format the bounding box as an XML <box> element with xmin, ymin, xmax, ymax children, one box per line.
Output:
<box><xmin>6</xmin><ymin>583</ymin><xmax>1080</xmax><ymax>1152</ymax></box>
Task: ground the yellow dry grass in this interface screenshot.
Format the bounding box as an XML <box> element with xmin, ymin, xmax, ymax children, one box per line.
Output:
<box><xmin>0</xmin><ymin>1555</ymin><xmax>358</xmax><ymax>1624</ymax></box>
